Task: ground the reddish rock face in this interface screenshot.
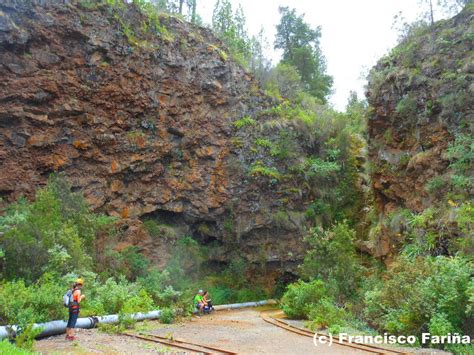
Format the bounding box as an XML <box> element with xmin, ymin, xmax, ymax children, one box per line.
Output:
<box><xmin>366</xmin><ymin>7</ymin><xmax>473</xmax><ymax>257</ymax></box>
<box><xmin>0</xmin><ymin>1</ymin><xmax>309</xmax><ymax>276</ymax></box>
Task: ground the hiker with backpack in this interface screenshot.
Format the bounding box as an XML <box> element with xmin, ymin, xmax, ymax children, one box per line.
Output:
<box><xmin>63</xmin><ymin>278</ymin><xmax>86</xmax><ymax>341</ymax></box>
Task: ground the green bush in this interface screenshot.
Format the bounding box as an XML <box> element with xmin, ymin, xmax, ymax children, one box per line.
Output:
<box><xmin>395</xmin><ymin>95</ymin><xmax>418</xmax><ymax>116</ymax></box>
<box><xmin>122</xmin><ymin>289</ymin><xmax>154</xmax><ymax>314</ymax></box>
<box><xmin>0</xmin><ymin>174</ymin><xmax>113</xmax><ymax>282</ymax></box>
<box><xmin>447</xmin><ymin>134</ymin><xmax>473</xmax><ymax>175</ymax></box>
<box><xmin>160</xmin><ymin>307</ymin><xmax>175</xmax><ymax>324</ymax></box>
<box><xmin>119</xmin><ymin>246</ymin><xmax>150</xmax><ymax>281</ymax></box>
<box><xmin>425</xmin><ymin>175</ymin><xmax>446</xmax><ymax>194</ymax></box>
<box><xmin>300</xmin><ymin>221</ymin><xmax>363</xmax><ymax>301</ymax></box>
<box><xmin>364</xmin><ymin>255</ymin><xmax>472</xmax><ymax>341</ymax></box>
<box><xmin>249</xmin><ymin>162</ymin><xmax>281</xmax><ymax>181</ymax></box>
<box><xmin>14</xmin><ymin>324</ymin><xmax>42</xmax><ymax>351</ymax></box>
<box><xmin>143</xmin><ymin>220</ymin><xmax>176</xmax><ymax>239</ymax></box>
<box><xmin>0</xmin><ymin>273</ymin><xmax>66</xmax><ymax>325</ymax></box>
<box><xmin>307</xmin><ymin>297</ymin><xmax>349</xmax><ymax>331</ymax></box>
<box><xmin>281</xmin><ymin>280</ymin><xmax>328</xmax><ymax>319</ymax></box>
<box><xmin>0</xmin><ymin>340</ymin><xmax>34</xmax><ymax>354</ymax></box>
<box><xmin>233</xmin><ymin>116</ymin><xmax>256</xmax><ymax>129</ymax></box>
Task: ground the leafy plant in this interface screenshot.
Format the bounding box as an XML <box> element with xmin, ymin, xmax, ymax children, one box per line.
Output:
<box><xmin>300</xmin><ymin>221</ymin><xmax>363</xmax><ymax>301</ymax></box>
<box><xmin>0</xmin><ymin>340</ymin><xmax>34</xmax><ymax>354</ymax></box>
<box><xmin>249</xmin><ymin>162</ymin><xmax>281</xmax><ymax>180</ymax></box>
<box><xmin>281</xmin><ymin>280</ymin><xmax>329</xmax><ymax>319</ymax></box>
<box><xmin>159</xmin><ymin>307</ymin><xmax>175</xmax><ymax>324</ymax></box>
<box><xmin>363</xmin><ymin>255</ymin><xmax>472</xmax><ymax>340</ymax></box>
<box><xmin>233</xmin><ymin>116</ymin><xmax>256</xmax><ymax>129</ymax></box>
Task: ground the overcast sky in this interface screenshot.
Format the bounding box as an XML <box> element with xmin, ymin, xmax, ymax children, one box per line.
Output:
<box><xmin>196</xmin><ymin>0</ymin><xmax>455</xmax><ymax>110</ymax></box>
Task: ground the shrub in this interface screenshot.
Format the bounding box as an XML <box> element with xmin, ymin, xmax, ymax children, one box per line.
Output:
<box><xmin>14</xmin><ymin>324</ymin><xmax>42</xmax><ymax>351</ymax></box>
<box><xmin>300</xmin><ymin>221</ymin><xmax>363</xmax><ymax>301</ymax></box>
<box><xmin>249</xmin><ymin>162</ymin><xmax>281</xmax><ymax>181</ymax></box>
<box><xmin>281</xmin><ymin>280</ymin><xmax>329</xmax><ymax>319</ymax></box>
<box><xmin>137</xmin><ymin>268</ymin><xmax>180</xmax><ymax>305</ymax></box>
<box><xmin>307</xmin><ymin>297</ymin><xmax>348</xmax><ymax>331</ymax></box>
<box><xmin>122</xmin><ymin>289</ymin><xmax>154</xmax><ymax>314</ymax></box>
<box><xmin>0</xmin><ymin>273</ymin><xmax>66</xmax><ymax>326</ymax></box>
<box><xmin>0</xmin><ymin>174</ymin><xmax>113</xmax><ymax>282</ymax></box>
<box><xmin>447</xmin><ymin>134</ymin><xmax>473</xmax><ymax>174</ymax></box>
<box><xmin>206</xmin><ymin>286</ymin><xmax>234</xmax><ymax>305</ymax></box>
<box><xmin>233</xmin><ymin>116</ymin><xmax>256</xmax><ymax>129</ymax></box>
<box><xmin>255</xmin><ymin>138</ymin><xmax>273</xmax><ymax>149</ymax></box>
<box><xmin>0</xmin><ymin>340</ymin><xmax>34</xmax><ymax>354</ymax></box>
<box><xmin>364</xmin><ymin>255</ymin><xmax>472</xmax><ymax>340</ymax></box>
<box><xmin>119</xmin><ymin>246</ymin><xmax>150</xmax><ymax>281</ymax></box>
<box><xmin>235</xmin><ymin>287</ymin><xmax>266</xmax><ymax>302</ymax></box>
<box><xmin>160</xmin><ymin>307</ymin><xmax>175</xmax><ymax>324</ymax></box>
<box><xmin>425</xmin><ymin>175</ymin><xmax>446</xmax><ymax>194</ymax></box>
<box><xmin>143</xmin><ymin>220</ymin><xmax>176</xmax><ymax>239</ymax></box>
<box><xmin>395</xmin><ymin>95</ymin><xmax>418</xmax><ymax>116</ymax></box>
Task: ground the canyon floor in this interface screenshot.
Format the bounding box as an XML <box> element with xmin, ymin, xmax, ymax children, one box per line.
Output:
<box><xmin>34</xmin><ymin>307</ymin><xmax>451</xmax><ymax>354</ymax></box>
<box><xmin>34</xmin><ymin>308</ymin><xmax>369</xmax><ymax>354</ymax></box>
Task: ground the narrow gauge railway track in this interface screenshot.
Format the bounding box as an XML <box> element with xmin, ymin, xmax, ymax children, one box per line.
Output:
<box><xmin>260</xmin><ymin>310</ymin><xmax>409</xmax><ymax>355</ymax></box>
<box><xmin>123</xmin><ymin>331</ymin><xmax>238</xmax><ymax>354</ymax></box>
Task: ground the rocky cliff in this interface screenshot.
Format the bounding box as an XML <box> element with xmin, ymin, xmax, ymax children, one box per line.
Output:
<box><xmin>366</xmin><ymin>5</ymin><xmax>473</xmax><ymax>258</ymax></box>
<box><xmin>0</xmin><ymin>0</ymin><xmax>316</xmax><ymax>279</ymax></box>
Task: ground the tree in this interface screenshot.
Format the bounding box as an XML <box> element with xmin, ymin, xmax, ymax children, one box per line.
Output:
<box><xmin>265</xmin><ymin>63</ymin><xmax>303</xmax><ymax>100</ymax></box>
<box><xmin>187</xmin><ymin>0</ymin><xmax>197</xmax><ymax>23</ymax></box>
<box><xmin>248</xmin><ymin>28</ymin><xmax>272</xmax><ymax>83</ymax></box>
<box><xmin>212</xmin><ymin>0</ymin><xmax>251</xmax><ymax>68</ymax></box>
<box><xmin>274</xmin><ymin>7</ymin><xmax>332</xmax><ymax>102</ymax></box>
<box><xmin>418</xmin><ymin>0</ymin><xmax>469</xmax><ymax>25</ymax></box>
<box><xmin>345</xmin><ymin>91</ymin><xmax>367</xmax><ymax>134</ymax></box>
<box><xmin>212</xmin><ymin>0</ymin><xmax>234</xmax><ymax>34</ymax></box>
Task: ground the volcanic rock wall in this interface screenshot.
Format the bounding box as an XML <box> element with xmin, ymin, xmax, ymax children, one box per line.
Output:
<box><xmin>0</xmin><ymin>0</ymin><xmax>312</xmax><ymax>277</ymax></box>
<box><xmin>366</xmin><ymin>6</ymin><xmax>473</xmax><ymax>257</ymax></box>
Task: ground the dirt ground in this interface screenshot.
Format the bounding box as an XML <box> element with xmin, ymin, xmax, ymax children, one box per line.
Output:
<box><xmin>34</xmin><ymin>307</ymin><xmax>450</xmax><ymax>354</ymax></box>
<box><xmin>34</xmin><ymin>308</ymin><xmax>370</xmax><ymax>354</ymax></box>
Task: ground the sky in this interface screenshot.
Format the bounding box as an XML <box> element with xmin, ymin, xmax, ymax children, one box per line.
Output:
<box><xmin>195</xmin><ymin>0</ymin><xmax>454</xmax><ymax>110</ymax></box>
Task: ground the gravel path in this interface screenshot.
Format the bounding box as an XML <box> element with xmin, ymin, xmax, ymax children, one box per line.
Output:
<box><xmin>144</xmin><ymin>308</ymin><xmax>368</xmax><ymax>354</ymax></box>
<box><xmin>34</xmin><ymin>308</ymin><xmax>371</xmax><ymax>354</ymax></box>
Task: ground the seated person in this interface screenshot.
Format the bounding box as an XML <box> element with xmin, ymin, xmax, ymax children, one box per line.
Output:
<box><xmin>203</xmin><ymin>290</ymin><xmax>214</xmax><ymax>312</ymax></box>
<box><xmin>194</xmin><ymin>289</ymin><xmax>206</xmax><ymax>313</ymax></box>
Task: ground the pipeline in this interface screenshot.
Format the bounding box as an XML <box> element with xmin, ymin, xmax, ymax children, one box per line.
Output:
<box><xmin>212</xmin><ymin>299</ymin><xmax>276</xmax><ymax>311</ymax></box>
<box><xmin>0</xmin><ymin>299</ymin><xmax>275</xmax><ymax>340</ymax></box>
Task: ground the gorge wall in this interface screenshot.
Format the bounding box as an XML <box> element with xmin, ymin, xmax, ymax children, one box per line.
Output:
<box><xmin>0</xmin><ymin>0</ymin><xmax>317</xmax><ymax>278</ymax></box>
<box><xmin>366</xmin><ymin>5</ymin><xmax>473</xmax><ymax>258</ymax></box>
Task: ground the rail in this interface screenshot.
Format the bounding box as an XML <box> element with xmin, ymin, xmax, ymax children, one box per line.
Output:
<box><xmin>260</xmin><ymin>310</ymin><xmax>409</xmax><ymax>355</ymax></box>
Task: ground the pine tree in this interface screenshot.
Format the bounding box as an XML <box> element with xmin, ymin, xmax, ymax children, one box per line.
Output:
<box><xmin>274</xmin><ymin>6</ymin><xmax>332</xmax><ymax>102</ymax></box>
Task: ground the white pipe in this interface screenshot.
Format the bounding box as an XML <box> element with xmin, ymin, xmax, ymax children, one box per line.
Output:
<box><xmin>0</xmin><ymin>301</ymin><xmax>274</xmax><ymax>340</ymax></box>
<box><xmin>213</xmin><ymin>299</ymin><xmax>277</xmax><ymax>311</ymax></box>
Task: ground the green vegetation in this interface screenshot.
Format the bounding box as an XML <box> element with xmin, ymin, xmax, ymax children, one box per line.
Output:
<box><xmin>143</xmin><ymin>220</ymin><xmax>176</xmax><ymax>239</ymax></box>
<box><xmin>249</xmin><ymin>162</ymin><xmax>282</xmax><ymax>181</ymax></box>
<box><xmin>300</xmin><ymin>222</ymin><xmax>363</xmax><ymax>301</ymax></box>
<box><xmin>364</xmin><ymin>256</ymin><xmax>472</xmax><ymax>339</ymax></box>
<box><xmin>273</xmin><ymin>7</ymin><xmax>333</xmax><ymax>102</ymax></box>
<box><xmin>4</xmin><ymin>1</ymin><xmax>473</xmax><ymax>354</ymax></box>
<box><xmin>0</xmin><ymin>176</ymin><xmax>269</xmax><ymax>351</ymax></box>
<box><xmin>395</xmin><ymin>94</ymin><xmax>418</xmax><ymax>116</ymax></box>
<box><xmin>281</xmin><ymin>126</ymin><xmax>473</xmax><ymax>350</ymax></box>
<box><xmin>0</xmin><ymin>340</ymin><xmax>34</xmax><ymax>354</ymax></box>
<box><xmin>0</xmin><ymin>174</ymin><xmax>113</xmax><ymax>282</ymax></box>
<box><xmin>233</xmin><ymin>116</ymin><xmax>256</xmax><ymax>129</ymax></box>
